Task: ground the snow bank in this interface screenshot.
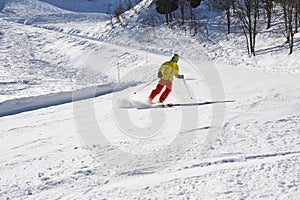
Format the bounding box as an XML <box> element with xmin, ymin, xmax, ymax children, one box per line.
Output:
<box><xmin>0</xmin><ymin>82</ymin><xmax>137</xmax><ymax>117</ymax></box>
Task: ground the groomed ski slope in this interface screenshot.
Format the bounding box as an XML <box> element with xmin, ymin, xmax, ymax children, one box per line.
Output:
<box><xmin>1</xmin><ymin>60</ymin><xmax>299</xmax><ymax>199</ymax></box>
<box><xmin>0</xmin><ymin>0</ymin><xmax>300</xmax><ymax>199</ymax></box>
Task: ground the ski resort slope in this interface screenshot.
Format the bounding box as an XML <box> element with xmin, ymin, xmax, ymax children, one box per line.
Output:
<box><xmin>1</xmin><ymin>62</ymin><xmax>299</xmax><ymax>199</ymax></box>
<box><xmin>1</xmin><ymin>0</ymin><xmax>300</xmax><ymax>199</ymax></box>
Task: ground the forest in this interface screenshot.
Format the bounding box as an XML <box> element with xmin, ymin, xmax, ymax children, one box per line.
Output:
<box><xmin>113</xmin><ymin>0</ymin><xmax>300</xmax><ymax>55</ymax></box>
<box><xmin>155</xmin><ymin>0</ymin><xmax>300</xmax><ymax>55</ymax></box>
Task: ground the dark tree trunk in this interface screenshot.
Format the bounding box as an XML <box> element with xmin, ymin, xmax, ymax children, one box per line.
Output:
<box><xmin>265</xmin><ymin>0</ymin><xmax>273</xmax><ymax>29</ymax></box>
<box><xmin>226</xmin><ymin>8</ymin><xmax>231</xmax><ymax>34</ymax></box>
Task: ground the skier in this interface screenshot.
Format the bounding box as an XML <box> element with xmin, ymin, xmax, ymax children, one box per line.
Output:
<box><xmin>148</xmin><ymin>54</ymin><xmax>184</xmax><ymax>103</ymax></box>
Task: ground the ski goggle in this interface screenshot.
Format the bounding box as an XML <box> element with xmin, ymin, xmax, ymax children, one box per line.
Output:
<box><xmin>172</xmin><ymin>57</ymin><xmax>179</xmax><ymax>62</ymax></box>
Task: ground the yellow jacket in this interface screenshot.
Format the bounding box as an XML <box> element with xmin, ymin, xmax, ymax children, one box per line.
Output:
<box><xmin>158</xmin><ymin>61</ymin><xmax>179</xmax><ymax>81</ymax></box>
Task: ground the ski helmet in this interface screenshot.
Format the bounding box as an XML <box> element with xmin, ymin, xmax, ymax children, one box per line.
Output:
<box><xmin>172</xmin><ymin>54</ymin><xmax>179</xmax><ymax>61</ymax></box>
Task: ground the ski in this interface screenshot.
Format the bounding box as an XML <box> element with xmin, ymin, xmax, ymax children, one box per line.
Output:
<box><xmin>136</xmin><ymin>100</ymin><xmax>234</xmax><ymax>110</ymax></box>
<box><xmin>136</xmin><ymin>103</ymin><xmax>174</xmax><ymax>109</ymax></box>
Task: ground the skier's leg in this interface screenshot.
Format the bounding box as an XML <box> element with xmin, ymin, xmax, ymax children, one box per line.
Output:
<box><xmin>159</xmin><ymin>87</ymin><xmax>172</xmax><ymax>102</ymax></box>
<box><xmin>149</xmin><ymin>84</ymin><xmax>164</xmax><ymax>100</ymax></box>
<box><xmin>159</xmin><ymin>81</ymin><xmax>172</xmax><ymax>102</ymax></box>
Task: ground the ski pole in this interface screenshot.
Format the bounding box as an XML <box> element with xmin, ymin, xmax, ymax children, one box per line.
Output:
<box><xmin>133</xmin><ymin>78</ymin><xmax>157</xmax><ymax>94</ymax></box>
<box><xmin>182</xmin><ymin>79</ymin><xmax>193</xmax><ymax>99</ymax></box>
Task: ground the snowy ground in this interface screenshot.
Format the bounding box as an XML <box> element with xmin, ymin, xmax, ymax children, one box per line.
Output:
<box><xmin>0</xmin><ymin>0</ymin><xmax>300</xmax><ymax>199</ymax></box>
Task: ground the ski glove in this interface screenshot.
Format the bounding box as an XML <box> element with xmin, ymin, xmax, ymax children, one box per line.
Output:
<box><xmin>178</xmin><ymin>74</ymin><xmax>184</xmax><ymax>79</ymax></box>
<box><xmin>158</xmin><ymin>71</ymin><xmax>163</xmax><ymax>78</ymax></box>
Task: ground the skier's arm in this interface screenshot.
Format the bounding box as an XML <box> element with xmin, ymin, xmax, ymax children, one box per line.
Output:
<box><xmin>174</xmin><ymin>64</ymin><xmax>184</xmax><ymax>79</ymax></box>
<box><xmin>158</xmin><ymin>71</ymin><xmax>162</xmax><ymax>78</ymax></box>
<box><xmin>158</xmin><ymin>64</ymin><xmax>168</xmax><ymax>78</ymax></box>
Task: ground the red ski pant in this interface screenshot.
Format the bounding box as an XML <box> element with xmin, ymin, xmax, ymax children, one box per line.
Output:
<box><xmin>149</xmin><ymin>79</ymin><xmax>172</xmax><ymax>102</ymax></box>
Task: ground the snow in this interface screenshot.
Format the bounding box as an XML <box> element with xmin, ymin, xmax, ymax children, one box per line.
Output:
<box><xmin>40</xmin><ymin>0</ymin><xmax>141</xmax><ymax>14</ymax></box>
<box><xmin>0</xmin><ymin>0</ymin><xmax>299</xmax><ymax>199</ymax></box>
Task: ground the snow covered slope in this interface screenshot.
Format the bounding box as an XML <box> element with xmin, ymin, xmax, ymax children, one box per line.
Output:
<box><xmin>0</xmin><ymin>0</ymin><xmax>299</xmax><ymax>199</ymax></box>
<box><xmin>40</xmin><ymin>0</ymin><xmax>141</xmax><ymax>13</ymax></box>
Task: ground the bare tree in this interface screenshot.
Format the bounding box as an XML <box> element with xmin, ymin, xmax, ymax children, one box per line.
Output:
<box><xmin>209</xmin><ymin>0</ymin><xmax>236</xmax><ymax>34</ymax></box>
<box><xmin>179</xmin><ymin>0</ymin><xmax>187</xmax><ymax>25</ymax></box>
<box><xmin>156</xmin><ymin>0</ymin><xmax>179</xmax><ymax>24</ymax></box>
<box><xmin>114</xmin><ymin>2</ymin><xmax>125</xmax><ymax>24</ymax></box>
<box><xmin>295</xmin><ymin>0</ymin><xmax>300</xmax><ymax>33</ymax></box>
<box><xmin>155</xmin><ymin>0</ymin><xmax>201</xmax><ymax>26</ymax></box>
<box><xmin>236</xmin><ymin>0</ymin><xmax>260</xmax><ymax>55</ymax></box>
<box><xmin>263</xmin><ymin>0</ymin><xmax>274</xmax><ymax>28</ymax></box>
<box><xmin>187</xmin><ymin>0</ymin><xmax>202</xmax><ymax>35</ymax></box>
<box><xmin>285</xmin><ymin>0</ymin><xmax>298</xmax><ymax>54</ymax></box>
<box><xmin>275</xmin><ymin>0</ymin><xmax>298</xmax><ymax>54</ymax></box>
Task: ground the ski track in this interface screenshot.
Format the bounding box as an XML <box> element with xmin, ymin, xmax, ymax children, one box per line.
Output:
<box><xmin>96</xmin><ymin>151</ymin><xmax>300</xmax><ymax>191</ymax></box>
